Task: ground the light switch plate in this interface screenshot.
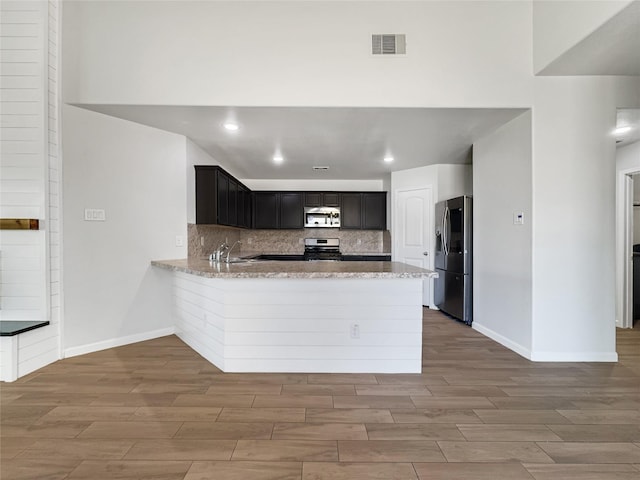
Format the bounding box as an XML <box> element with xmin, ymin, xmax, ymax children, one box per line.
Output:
<box><xmin>84</xmin><ymin>209</ymin><xmax>105</xmax><ymax>221</ymax></box>
<box><xmin>513</xmin><ymin>211</ymin><xmax>524</xmax><ymax>225</ymax></box>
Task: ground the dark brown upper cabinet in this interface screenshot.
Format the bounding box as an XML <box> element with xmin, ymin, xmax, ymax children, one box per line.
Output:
<box><xmin>253</xmin><ymin>192</ymin><xmax>304</xmax><ymax>229</ymax></box>
<box><xmin>304</xmin><ymin>192</ymin><xmax>340</xmax><ymax>207</ymax></box>
<box><xmin>362</xmin><ymin>192</ymin><xmax>387</xmax><ymax>230</ymax></box>
<box><xmin>280</xmin><ymin>192</ymin><xmax>304</xmax><ymax>229</ymax></box>
<box><xmin>194</xmin><ymin>166</ymin><xmax>251</xmax><ymax>228</ymax></box>
<box><xmin>340</xmin><ymin>192</ymin><xmax>387</xmax><ymax>230</ymax></box>
<box><xmin>196</xmin><ymin>166</ymin><xmax>385</xmax><ymax>231</ymax></box>
<box><xmin>340</xmin><ymin>193</ymin><xmax>363</xmax><ymax>229</ymax></box>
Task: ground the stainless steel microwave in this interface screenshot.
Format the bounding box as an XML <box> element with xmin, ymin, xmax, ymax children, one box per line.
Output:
<box><xmin>304</xmin><ymin>207</ymin><xmax>340</xmax><ymax>228</ymax></box>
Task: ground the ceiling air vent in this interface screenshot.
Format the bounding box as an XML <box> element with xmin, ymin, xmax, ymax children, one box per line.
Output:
<box><xmin>372</xmin><ymin>34</ymin><xmax>406</xmax><ymax>55</ymax></box>
<box><xmin>312</xmin><ymin>166</ymin><xmax>330</xmax><ymax>171</ymax></box>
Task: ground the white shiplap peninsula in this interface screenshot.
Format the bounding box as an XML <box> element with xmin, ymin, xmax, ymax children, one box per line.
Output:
<box><xmin>152</xmin><ymin>258</ymin><xmax>436</xmax><ymax>373</ymax></box>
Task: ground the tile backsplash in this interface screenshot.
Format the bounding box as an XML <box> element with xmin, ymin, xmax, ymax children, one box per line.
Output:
<box><xmin>189</xmin><ymin>224</ymin><xmax>391</xmax><ymax>258</ymax></box>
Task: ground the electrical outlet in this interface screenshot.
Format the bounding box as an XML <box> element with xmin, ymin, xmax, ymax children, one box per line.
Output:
<box><xmin>350</xmin><ymin>323</ymin><xmax>360</xmax><ymax>339</ymax></box>
<box><xmin>200</xmin><ymin>236</ymin><xmax>205</xmax><ymax>247</ymax></box>
<box><xmin>175</xmin><ymin>235</ymin><xmax>184</xmax><ymax>247</ymax></box>
<box><xmin>357</xmin><ymin>239</ymin><xmax>362</xmax><ymax>245</ymax></box>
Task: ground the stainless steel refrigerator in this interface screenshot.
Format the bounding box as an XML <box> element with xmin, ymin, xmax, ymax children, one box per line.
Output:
<box><xmin>434</xmin><ymin>196</ymin><xmax>472</xmax><ymax>325</ymax></box>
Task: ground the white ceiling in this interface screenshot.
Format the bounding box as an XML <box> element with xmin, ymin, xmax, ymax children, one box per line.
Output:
<box><xmin>76</xmin><ymin>105</ymin><xmax>525</xmax><ymax>180</ymax></box>
<box><xmin>539</xmin><ymin>0</ymin><xmax>640</xmax><ymax>76</ymax></box>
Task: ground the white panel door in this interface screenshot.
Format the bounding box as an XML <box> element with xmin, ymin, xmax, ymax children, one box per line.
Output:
<box><xmin>394</xmin><ymin>188</ymin><xmax>433</xmax><ymax>306</ymax></box>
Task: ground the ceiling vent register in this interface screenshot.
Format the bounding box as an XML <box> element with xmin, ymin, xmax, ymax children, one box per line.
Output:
<box><xmin>372</xmin><ymin>34</ymin><xmax>406</xmax><ymax>55</ymax></box>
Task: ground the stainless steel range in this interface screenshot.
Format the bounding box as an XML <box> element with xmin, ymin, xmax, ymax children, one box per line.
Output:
<box><xmin>303</xmin><ymin>238</ymin><xmax>342</xmax><ymax>261</ymax></box>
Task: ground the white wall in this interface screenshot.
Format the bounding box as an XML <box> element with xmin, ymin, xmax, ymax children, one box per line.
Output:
<box><xmin>391</xmin><ymin>164</ymin><xmax>472</xmax><ymax>207</ymax></box>
<box><xmin>242</xmin><ymin>179</ymin><xmax>384</xmax><ymax>192</ymax></box>
<box><xmin>436</xmin><ymin>165</ymin><xmax>473</xmax><ymax>202</ymax></box>
<box><xmin>530</xmin><ymin>77</ymin><xmax>638</xmax><ymax>361</ymax></box>
<box><xmin>472</xmin><ymin>111</ymin><xmax>533</xmax><ymax>357</ymax></box>
<box><xmin>533</xmin><ymin>0</ymin><xmax>633</xmax><ymax>73</ymax></box>
<box><xmin>62</xmin><ymin>107</ymin><xmax>187</xmax><ymax>354</ymax></box>
<box><xmin>62</xmin><ymin>0</ymin><xmax>533</xmax><ymax>108</ymax></box>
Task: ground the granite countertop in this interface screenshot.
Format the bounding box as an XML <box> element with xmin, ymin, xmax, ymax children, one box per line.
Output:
<box><xmin>152</xmin><ymin>258</ymin><xmax>437</xmax><ymax>279</ymax></box>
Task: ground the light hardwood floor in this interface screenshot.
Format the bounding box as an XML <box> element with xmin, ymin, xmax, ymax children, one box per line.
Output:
<box><xmin>2</xmin><ymin>309</ymin><xmax>640</xmax><ymax>479</ymax></box>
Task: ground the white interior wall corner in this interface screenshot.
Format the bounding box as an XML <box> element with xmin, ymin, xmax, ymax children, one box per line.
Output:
<box><xmin>532</xmin><ymin>0</ymin><xmax>634</xmax><ymax>73</ymax></box>
<box><xmin>531</xmin><ymin>77</ymin><xmax>625</xmax><ymax>360</ymax></box>
<box><xmin>472</xmin><ymin>111</ymin><xmax>533</xmax><ymax>354</ymax></box>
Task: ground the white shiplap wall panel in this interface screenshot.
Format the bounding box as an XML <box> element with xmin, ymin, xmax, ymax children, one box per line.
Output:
<box><xmin>0</xmin><ymin>0</ymin><xmax>62</xmax><ymax>380</ymax></box>
<box><xmin>170</xmin><ymin>271</ymin><xmax>424</xmax><ymax>373</ymax></box>
<box><xmin>0</xmin><ymin>230</ymin><xmax>45</xmax><ymax>319</ymax></box>
<box><xmin>46</xmin><ymin>0</ymin><xmax>62</xmax><ymax>363</ymax></box>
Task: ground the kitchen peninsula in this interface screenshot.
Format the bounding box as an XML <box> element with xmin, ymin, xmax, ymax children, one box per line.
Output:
<box><xmin>153</xmin><ymin>258</ymin><xmax>436</xmax><ymax>373</ymax></box>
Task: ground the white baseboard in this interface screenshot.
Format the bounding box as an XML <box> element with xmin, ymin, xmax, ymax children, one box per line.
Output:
<box><xmin>473</xmin><ymin>322</ymin><xmax>619</xmax><ymax>363</ymax></box>
<box><xmin>529</xmin><ymin>351</ymin><xmax>618</xmax><ymax>362</ymax></box>
<box><xmin>472</xmin><ymin>322</ymin><xmax>533</xmax><ymax>360</ymax></box>
<box><xmin>64</xmin><ymin>327</ymin><xmax>175</xmax><ymax>358</ymax></box>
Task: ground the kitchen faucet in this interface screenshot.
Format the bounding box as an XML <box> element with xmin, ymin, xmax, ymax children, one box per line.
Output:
<box><xmin>210</xmin><ymin>241</ymin><xmax>229</xmax><ymax>262</ymax></box>
<box><xmin>223</xmin><ymin>240</ymin><xmax>241</xmax><ymax>263</ymax></box>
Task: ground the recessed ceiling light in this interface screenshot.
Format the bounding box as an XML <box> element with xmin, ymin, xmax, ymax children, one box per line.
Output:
<box><xmin>223</xmin><ymin>122</ymin><xmax>239</xmax><ymax>132</ymax></box>
<box><xmin>614</xmin><ymin>125</ymin><xmax>632</xmax><ymax>136</ymax></box>
<box><xmin>384</xmin><ymin>156</ymin><xmax>394</xmax><ymax>163</ymax></box>
<box><xmin>273</xmin><ymin>155</ymin><xmax>284</xmax><ymax>164</ymax></box>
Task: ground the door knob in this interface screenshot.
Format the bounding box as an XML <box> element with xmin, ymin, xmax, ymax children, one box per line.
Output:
<box><xmin>423</xmin><ymin>252</ymin><xmax>429</xmax><ymax>256</ymax></box>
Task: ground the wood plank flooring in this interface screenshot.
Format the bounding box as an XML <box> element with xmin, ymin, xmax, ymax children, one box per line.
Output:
<box><xmin>2</xmin><ymin>309</ymin><xmax>640</xmax><ymax>479</ymax></box>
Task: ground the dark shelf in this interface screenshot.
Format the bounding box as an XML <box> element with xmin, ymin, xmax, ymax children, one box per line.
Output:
<box><xmin>0</xmin><ymin>320</ymin><xmax>50</xmax><ymax>337</ymax></box>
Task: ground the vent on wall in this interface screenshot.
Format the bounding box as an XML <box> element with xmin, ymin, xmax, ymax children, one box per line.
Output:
<box><xmin>372</xmin><ymin>34</ymin><xmax>406</xmax><ymax>55</ymax></box>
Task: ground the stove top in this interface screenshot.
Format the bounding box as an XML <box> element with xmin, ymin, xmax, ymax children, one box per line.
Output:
<box><xmin>304</xmin><ymin>238</ymin><xmax>342</xmax><ymax>261</ymax></box>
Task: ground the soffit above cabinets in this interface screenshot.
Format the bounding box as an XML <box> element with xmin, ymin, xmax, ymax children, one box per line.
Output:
<box><xmin>75</xmin><ymin>104</ymin><xmax>526</xmax><ymax>180</ymax></box>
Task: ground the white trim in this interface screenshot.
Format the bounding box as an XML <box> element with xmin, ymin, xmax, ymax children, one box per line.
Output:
<box><xmin>0</xmin><ymin>337</ymin><xmax>19</xmax><ymax>382</ymax></box>
<box><xmin>623</xmin><ymin>174</ymin><xmax>633</xmax><ymax>329</ymax></box>
<box><xmin>472</xmin><ymin>322</ymin><xmax>532</xmax><ymax>360</ymax></box>
<box><xmin>616</xmin><ymin>166</ymin><xmax>640</xmax><ymax>329</ymax></box>
<box><xmin>64</xmin><ymin>327</ymin><xmax>175</xmax><ymax>358</ymax></box>
<box><xmin>529</xmin><ymin>351</ymin><xmax>618</xmax><ymax>362</ymax></box>
<box><xmin>474</xmin><ymin>321</ymin><xmax>618</xmax><ymax>362</ymax></box>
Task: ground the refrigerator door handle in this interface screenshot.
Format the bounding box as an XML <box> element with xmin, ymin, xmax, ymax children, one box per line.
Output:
<box><xmin>443</xmin><ymin>206</ymin><xmax>450</xmax><ymax>255</ymax></box>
